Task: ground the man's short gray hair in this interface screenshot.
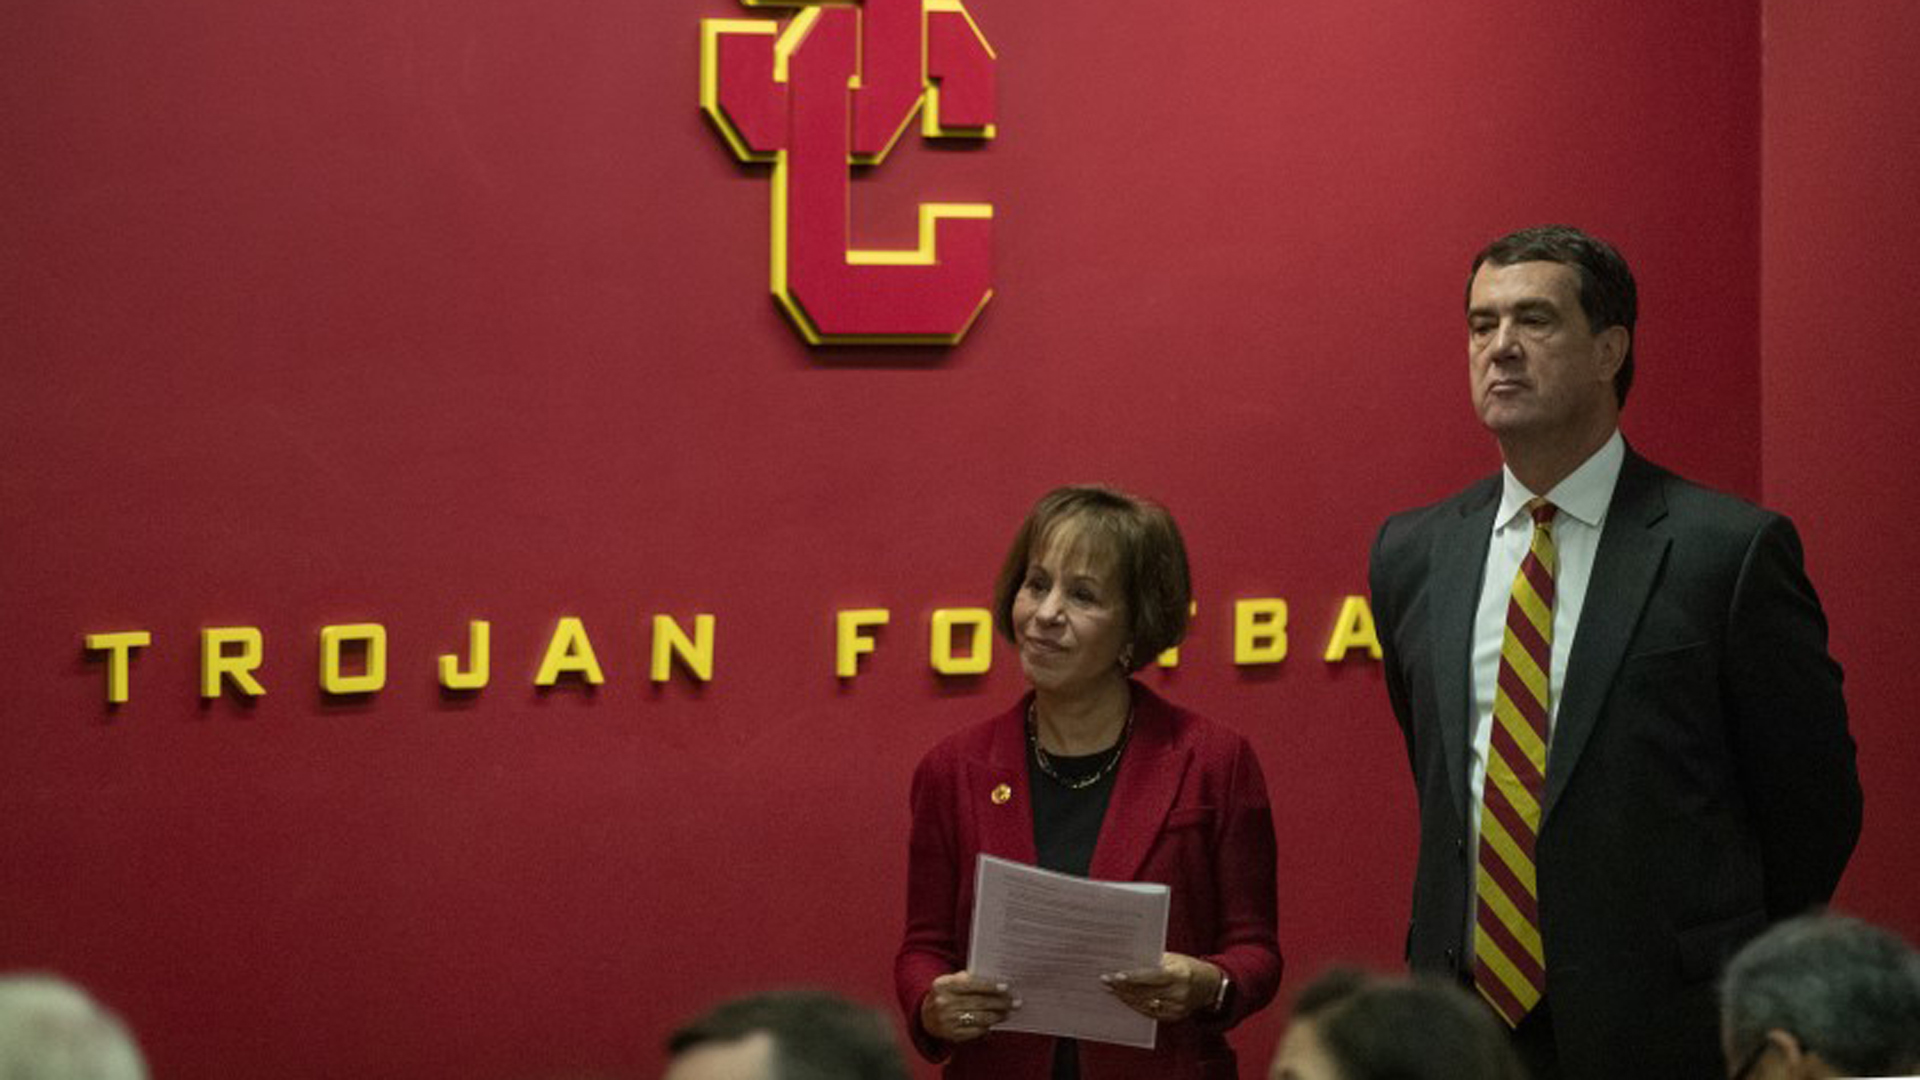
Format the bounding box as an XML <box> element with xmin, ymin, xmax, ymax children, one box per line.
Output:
<box><xmin>0</xmin><ymin>974</ymin><xmax>148</xmax><ymax>1080</ymax></box>
<box><xmin>667</xmin><ymin>989</ymin><xmax>908</xmax><ymax>1080</ymax></box>
<box><xmin>1720</xmin><ymin>913</ymin><xmax>1920</xmax><ymax>1076</ymax></box>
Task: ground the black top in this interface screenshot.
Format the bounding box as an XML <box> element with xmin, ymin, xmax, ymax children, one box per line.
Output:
<box><xmin>1030</xmin><ymin>746</ymin><xmax>1120</xmax><ymax>876</ymax></box>
<box><xmin>1029</xmin><ymin>742</ymin><xmax>1123</xmax><ymax>1080</ymax></box>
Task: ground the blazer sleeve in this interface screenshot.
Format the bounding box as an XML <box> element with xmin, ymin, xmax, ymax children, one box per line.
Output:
<box><xmin>1196</xmin><ymin>734</ymin><xmax>1283</xmax><ymax>1031</ymax></box>
<box><xmin>1723</xmin><ymin>515</ymin><xmax>1861</xmax><ymax>917</ymax></box>
<box><xmin>1369</xmin><ymin>514</ymin><xmax>1418</xmax><ymax>757</ymax></box>
<box><xmin>895</xmin><ymin>749</ymin><xmax>961</xmax><ymax>1063</ymax></box>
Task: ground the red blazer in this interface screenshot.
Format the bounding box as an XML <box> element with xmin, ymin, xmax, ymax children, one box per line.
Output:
<box><xmin>895</xmin><ymin>682</ymin><xmax>1282</xmax><ymax>1080</ymax></box>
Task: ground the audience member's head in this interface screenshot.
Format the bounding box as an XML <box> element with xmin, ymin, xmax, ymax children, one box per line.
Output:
<box><xmin>663</xmin><ymin>989</ymin><xmax>908</xmax><ymax>1080</ymax></box>
<box><xmin>0</xmin><ymin>974</ymin><xmax>147</xmax><ymax>1080</ymax></box>
<box><xmin>1720</xmin><ymin>913</ymin><xmax>1920</xmax><ymax>1079</ymax></box>
<box><xmin>1270</xmin><ymin>967</ymin><xmax>1527</xmax><ymax>1080</ymax></box>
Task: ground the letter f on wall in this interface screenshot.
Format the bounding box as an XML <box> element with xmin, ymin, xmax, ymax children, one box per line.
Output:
<box><xmin>701</xmin><ymin>0</ymin><xmax>995</xmax><ymax>345</ymax></box>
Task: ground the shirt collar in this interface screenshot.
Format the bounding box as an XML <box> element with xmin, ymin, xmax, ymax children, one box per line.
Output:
<box><xmin>1496</xmin><ymin>429</ymin><xmax>1625</xmax><ymax>532</ymax></box>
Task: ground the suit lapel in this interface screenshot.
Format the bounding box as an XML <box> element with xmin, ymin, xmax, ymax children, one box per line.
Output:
<box><xmin>1088</xmin><ymin>685</ymin><xmax>1188</xmax><ymax>882</ymax></box>
<box><xmin>1542</xmin><ymin>450</ymin><xmax>1671</xmax><ymax>822</ymax></box>
<box><xmin>1432</xmin><ymin>479</ymin><xmax>1499</xmax><ymax>824</ymax></box>
<box><xmin>964</xmin><ymin>702</ymin><xmax>1038</xmax><ymax>865</ymax></box>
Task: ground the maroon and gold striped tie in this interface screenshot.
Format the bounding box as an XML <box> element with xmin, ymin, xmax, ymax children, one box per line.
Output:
<box><xmin>1474</xmin><ymin>497</ymin><xmax>1557</xmax><ymax>1027</ymax></box>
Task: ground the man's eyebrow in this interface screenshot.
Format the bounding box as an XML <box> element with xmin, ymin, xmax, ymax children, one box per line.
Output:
<box><xmin>1468</xmin><ymin>296</ymin><xmax>1561</xmax><ymax>318</ymax></box>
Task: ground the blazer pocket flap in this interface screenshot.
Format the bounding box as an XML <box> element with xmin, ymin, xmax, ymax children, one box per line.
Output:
<box><xmin>1624</xmin><ymin>640</ymin><xmax>1709</xmax><ymax>667</ymax></box>
<box><xmin>1164</xmin><ymin>806</ymin><xmax>1217</xmax><ymax>830</ymax></box>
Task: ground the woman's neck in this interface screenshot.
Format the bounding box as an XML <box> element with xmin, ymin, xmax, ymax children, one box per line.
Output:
<box><xmin>1032</xmin><ymin>676</ymin><xmax>1131</xmax><ymax>755</ymax></box>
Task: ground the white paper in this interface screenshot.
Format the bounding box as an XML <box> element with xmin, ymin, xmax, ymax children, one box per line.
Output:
<box><xmin>965</xmin><ymin>854</ymin><xmax>1170</xmax><ymax>1049</ymax></box>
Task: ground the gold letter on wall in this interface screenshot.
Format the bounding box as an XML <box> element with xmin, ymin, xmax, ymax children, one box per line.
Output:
<box><xmin>535</xmin><ymin>617</ymin><xmax>605</xmax><ymax>686</ymax></box>
<box><xmin>319</xmin><ymin>623</ymin><xmax>387</xmax><ymax>695</ymax></box>
<box><xmin>1234</xmin><ymin>600</ymin><xmax>1289</xmax><ymax>665</ymax></box>
<box><xmin>836</xmin><ymin>608</ymin><xmax>890</xmax><ymax>678</ymax></box>
<box><xmin>930</xmin><ymin>607</ymin><xmax>992</xmax><ymax>675</ymax></box>
<box><xmin>85</xmin><ymin>630</ymin><xmax>152</xmax><ymax>705</ymax></box>
<box><xmin>201</xmin><ymin>627</ymin><xmax>267</xmax><ymax>699</ymax></box>
<box><xmin>439</xmin><ymin>620</ymin><xmax>491</xmax><ymax>691</ymax></box>
<box><xmin>1322</xmin><ymin>596</ymin><xmax>1382</xmax><ymax>661</ymax></box>
<box><xmin>652</xmin><ymin>614</ymin><xmax>716</xmax><ymax>683</ymax></box>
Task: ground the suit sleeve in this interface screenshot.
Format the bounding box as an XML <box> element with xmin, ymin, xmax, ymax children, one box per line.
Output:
<box><xmin>895</xmin><ymin>751</ymin><xmax>961</xmax><ymax>1063</ymax></box>
<box><xmin>1196</xmin><ymin>734</ymin><xmax>1283</xmax><ymax>1031</ymax></box>
<box><xmin>1723</xmin><ymin>515</ymin><xmax>1861</xmax><ymax>917</ymax></box>
<box><xmin>1369</xmin><ymin>516</ymin><xmax>1418</xmax><ymax>760</ymax></box>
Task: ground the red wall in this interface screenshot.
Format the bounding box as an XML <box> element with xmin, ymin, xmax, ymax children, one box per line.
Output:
<box><xmin>1</xmin><ymin>1</ymin><xmax>1901</xmax><ymax>1077</ymax></box>
<box><xmin>1761</xmin><ymin>0</ymin><xmax>1920</xmax><ymax>939</ymax></box>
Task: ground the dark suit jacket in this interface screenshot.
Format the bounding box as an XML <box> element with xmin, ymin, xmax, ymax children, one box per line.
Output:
<box><xmin>894</xmin><ymin>681</ymin><xmax>1282</xmax><ymax>1080</ymax></box>
<box><xmin>1368</xmin><ymin>448</ymin><xmax>1861</xmax><ymax>1078</ymax></box>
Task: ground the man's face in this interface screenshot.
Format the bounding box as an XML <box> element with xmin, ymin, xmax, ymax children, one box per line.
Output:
<box><xmin>1467</xmin><ymin>260</ymin><xmax>1625</xmax><ymax>443</ymax></box>
<box><xmin>663</xmin><ymin>1032</ymin><xmax>775</xmax><ymax>1080</ymax></box>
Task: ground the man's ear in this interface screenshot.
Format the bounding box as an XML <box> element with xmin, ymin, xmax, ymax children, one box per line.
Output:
<box><xmin>1595</xmin><ymin>325</ymin><xmax>1630</xmax><ymax>382</ymax></box>
<box><xmin>1764</xmin><ymin>1028</ymin><xmax>1822</xmax><ymax>1077</ymax></box>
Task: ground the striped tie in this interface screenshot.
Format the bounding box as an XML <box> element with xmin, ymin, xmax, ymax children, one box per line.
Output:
<box><xmin>1474</xmin><ymin>497</ymin><xmax>1557</xmax><ymax>1027</ymax></box>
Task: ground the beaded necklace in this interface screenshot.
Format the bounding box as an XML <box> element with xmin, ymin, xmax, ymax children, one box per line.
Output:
<box><xmin>1026</xmin><ymin>701</ymin><xmax>1134</xmax><ymax>790</ymax></box>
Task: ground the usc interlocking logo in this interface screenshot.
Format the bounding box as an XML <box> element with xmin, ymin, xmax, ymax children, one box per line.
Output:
<box><xmin>700</xmin><ymin>0</ymin><xmax>996</xmax><ymax>345</ymax></box>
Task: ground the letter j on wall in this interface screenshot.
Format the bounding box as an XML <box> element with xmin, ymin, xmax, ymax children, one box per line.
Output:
<box><xmin>700</xmin><ymin>0</ymin><xmax>996</xmax><ymax>345</ymax></box>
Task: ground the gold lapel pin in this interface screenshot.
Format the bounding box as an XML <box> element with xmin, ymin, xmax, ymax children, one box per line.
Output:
<box><xmin>990</xmin><ymin>783</ymin><xmax>1012</xmax><ymax>805</ymax></box>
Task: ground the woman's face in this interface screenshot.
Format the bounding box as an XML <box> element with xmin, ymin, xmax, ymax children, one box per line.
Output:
<box><xmin>1011</xmin><ymin>523</ymin><xmax>1132</xmax><ymax>698</ymax></box>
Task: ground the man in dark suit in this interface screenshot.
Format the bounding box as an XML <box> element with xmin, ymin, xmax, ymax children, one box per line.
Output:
<box><xmin>1368</xmin><ymin>225</ymin><xmax>1861</xmax><ymax>1080</ymax></box>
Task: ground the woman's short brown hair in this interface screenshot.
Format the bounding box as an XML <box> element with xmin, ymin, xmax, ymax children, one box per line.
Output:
<box><xmin>992</xmin><ymin>485</ymin><xmax>1192</xmax><ymax>673</ymax></box>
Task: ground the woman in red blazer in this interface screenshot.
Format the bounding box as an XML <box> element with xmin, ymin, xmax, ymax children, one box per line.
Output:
<box><xmin>895</xmin><ymin>486</ymin><xmax>1282</xmax><ymax>1080</ymax></box>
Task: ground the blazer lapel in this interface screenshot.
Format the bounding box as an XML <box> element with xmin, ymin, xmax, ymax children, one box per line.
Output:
<box><xmin>965</xmin><ymin>702</ymin><xmax>1038</xmax><ymax>865</ymax></box>
<box><xmin>1432</xmin><ymin>480</ymin><xmax>1499</xmax><ymax>824</ymax></box>
<box><xmin>1542</xmin><ymin>450</ymin><xmax>1671</xmax><ymax>822</ymax></box>
<box><xmin>1088</xmin><ymin>685</ymin><xmax>1188</xmax><ymax>883</ymax></box>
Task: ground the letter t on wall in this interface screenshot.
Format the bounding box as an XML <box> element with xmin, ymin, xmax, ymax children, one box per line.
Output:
<box><xmin>85</xmin><ymin>631</ymin><xmax>152</xmax><ymax>705</ymax></box>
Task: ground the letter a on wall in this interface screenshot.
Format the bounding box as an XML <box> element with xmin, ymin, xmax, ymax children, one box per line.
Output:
<box><xmin>700</xmin><ymin>0</ymin><xmax>996</xmax><ymax>345</ymax></box>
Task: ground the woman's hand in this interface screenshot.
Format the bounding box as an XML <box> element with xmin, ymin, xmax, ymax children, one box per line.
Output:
<box><xmin>921</xmin><ymin>971</ymin><xmax>1020</xmax><ymax>1043</ymax></box>
<box><xmin>1102</xmin><ymin>952</ymin><xmax>1223</xmax><ymax>1023</ymax></box>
